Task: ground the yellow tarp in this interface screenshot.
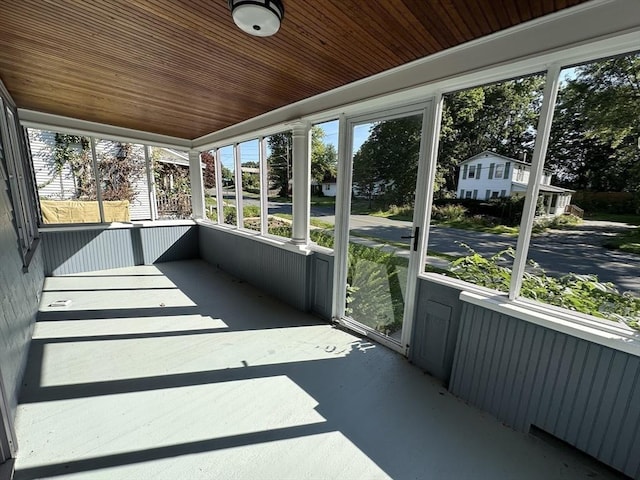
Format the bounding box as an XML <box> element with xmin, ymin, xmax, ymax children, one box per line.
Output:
<box><xmin>40</xmin><ymin>200</ymin><xmax>130</xmax><ymax>224</ymax></box>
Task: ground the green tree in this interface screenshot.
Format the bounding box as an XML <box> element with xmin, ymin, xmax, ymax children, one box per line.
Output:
<box><xmin>547</xmin><ymin>53</ymin><xmax>640</xmax><ymax>192</ymax></box>
<box><xmin>353</xmin><ymin>116</ymin><xmax>423</xmax><ymax>207</ymax></box>
<box><xmin>351</xmin><ymin>77</ymin><xmax>544</xmax><ymax>207</ymax></box>
<box><xmin>439</xmin><ymin>75</ymin><xmax>545</xmax><ymax>193</ymax></box>
<box><xmin>267</xmin><ymin>132</ymin><xmax>292</xmax><ymax>197</ymax></box>
<box><xmin>310</xmin><ymin>125</ymin><xmax>337</xmax><ymax>184</ymax></box>
<box><xmin>267</xmin><ymin>127</ymin><xmax>338</xmax><ymax>198</ymax></box>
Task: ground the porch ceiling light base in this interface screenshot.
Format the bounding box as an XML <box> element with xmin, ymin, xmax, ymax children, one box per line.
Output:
<box><xmin>229</xmin><ymin>0</ymin><xmax>284</xmax><ymax>37</ymax></box>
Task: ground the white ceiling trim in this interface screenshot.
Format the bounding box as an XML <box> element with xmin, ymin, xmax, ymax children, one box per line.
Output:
<box><xmin>18</xmin><ymin>109</ymin><xmax>191</xmax><ymax>150</ymax></box>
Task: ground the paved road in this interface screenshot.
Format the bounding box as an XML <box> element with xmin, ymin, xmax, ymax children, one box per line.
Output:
<box><xmin>226</xmin><ymin>199</ymin><xmax>640</xmax><ymax>293</ymax></box>
<box><xmin>308</xmin><ymin>206</ymin><xmax>640</xmax><ymax>294</ymax></box>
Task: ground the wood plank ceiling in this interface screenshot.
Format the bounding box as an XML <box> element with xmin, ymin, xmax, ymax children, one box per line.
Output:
<box><xmin>0</xmin><ymin>0</ymin><xmax>588</xmax><ymax>140</ymax></box>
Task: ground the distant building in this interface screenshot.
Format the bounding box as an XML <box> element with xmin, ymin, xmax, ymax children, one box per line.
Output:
<box><xmin>456</xmin><ymin>151</ymin><xmax>574</xmax><ymax>216</ymax></box>
<box><xmin>321</xmin><ymin>175</ymin><xmax>338</xmax><ymax>197</ymax></box>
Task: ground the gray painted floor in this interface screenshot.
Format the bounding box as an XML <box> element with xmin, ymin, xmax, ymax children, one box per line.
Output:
<box><xmin>13</xmin><ymin>260</ymin><xmax>622</xmax><ymax>479</ymax></box>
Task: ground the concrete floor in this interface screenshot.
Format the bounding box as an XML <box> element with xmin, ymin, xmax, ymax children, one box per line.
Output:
<box><xmin>13</xmin><ymin>260</ymin><xmax>623</xmax><ymax>479</ymax></box>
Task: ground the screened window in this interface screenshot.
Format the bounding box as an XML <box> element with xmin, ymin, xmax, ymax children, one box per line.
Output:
<box><xmin>0</xmin><ymin>101</ymin><xmax>38</xmax><ymax>262</ymax></box>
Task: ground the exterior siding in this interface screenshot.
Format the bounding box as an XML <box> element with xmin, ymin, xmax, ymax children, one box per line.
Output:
<box><xmin>28</xmin><ymin>130</ymin><xmax>152</xmax><ymax>221</ymax></box>
<box><xmin>457</xmin><ymin>153</ymin><xmax>512</xmax><ymax>200</ymax></box>
<box><xmin>0</xmin><ymin>152</ymin><xmax>44</xmax><ymax>446</ymax></box>
<box><xmin>199</xmin><ymin>226</ymin><xmax>312</xmax><ymax>312</ymax></box>
<box><xmin>449</xmin><ymin>301</ymin><xmax>640</xmax><ymax>479</ymax></box>
<box><xmin>41</xmin><ymin>224</ymin><xmax>198</xmax><ymax>276</ymax></box>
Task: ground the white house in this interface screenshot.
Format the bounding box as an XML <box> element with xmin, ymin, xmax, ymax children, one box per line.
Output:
<box><xmin>321</xmin><ymin>175</ymin><xmax>338</xmax><ymax>197</ymax></box>
<box><xmin>456</xmin><ymin>151</ymin><xmax>574</xmax><ymax>216</ymax></box>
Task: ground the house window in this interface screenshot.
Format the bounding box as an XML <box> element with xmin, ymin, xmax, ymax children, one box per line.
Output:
<box><xmin>520</xmin><ymin>52</ymin><xmax>640</xmax><ymax>330</ymax></box>
<box><xmin>151</xmin><ymin>147</ymin><xmax>191</xmax><ymax>220</ymax></box>
<box><xmin>468</xmin><ymin>165</ymin><xmax>476</xmax><ymax>178</ymax></box>
<box><xmin>426</xmin><ymin>71</ymin><xmax>544</xmax><ymax>291</ymax></box>
<box><xmin>309</xmin><ymin>119</ymin><xmax>338</xmax><ymax>248</ymax></box>
<box><xmin>218</xmin><ymin>144</ymin><xmax>237</xmax><ymax>227</ymax></box>
<box><xmin>0</xmin><ymin>102</ymin><xmax>38</xmax><ymax>263</ymax></box>
<box><xmin>239</xmin><ymin>139</ymin><xmax>261</xmax><ymax>232</ymax></box>
<box><xmin>28</xmin><ymin>128</ymin><xmax>193</xmax><ymax>225</ymax></box>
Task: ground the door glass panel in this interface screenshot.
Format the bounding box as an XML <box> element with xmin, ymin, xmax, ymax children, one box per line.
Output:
<box><xmin>345</xmin><ymin>114</ymin><xmax>422</xmax><ymax>340</ymax></box>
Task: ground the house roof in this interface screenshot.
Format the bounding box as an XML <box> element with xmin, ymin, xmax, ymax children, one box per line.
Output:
<box><xmin>460</xmin><ymin>151</ymin><xmax>530</xmax><ymax>167</ymax></box>
<box><xmin>512</xmin><ymin>182</ymin><xmax>575</xmax><ymax>193</ymax></box>
<box><xmin>460</xmin><ymin>151</ymin><xmax>553</xmax><ymax>175</ymax></box>
<box><xmin>0</xmin><ymin>1</ymin><xmax>589</xmax><ymax>140</ymax></box>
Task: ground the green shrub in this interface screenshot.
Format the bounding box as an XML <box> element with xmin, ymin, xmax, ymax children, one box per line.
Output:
<box><xmin>532</xmin><ymin>214</ymin><xmax>582</xmax><ymax>233</ymax></box>
<box><xmin>449</xmin><ymin>243</ymin><xmax>640</xmax><ymax>330</ymax></box>
<box><xmin>346</xmin><ymin>243</ymin><xmax>407</xmax><ymax>335</ymax></box>
<box><xmin>223</xmin><ymin>206</ymin><xmax>236</xmax><ymax>224</ymax></box>
<box><xmin>243</xmin><ymin>205</ymin><xmax>260</xmax><ymax>218</ymax></box>
<box><xmin>432</xmin><ymin>204</ymin><xmax>467</xmax><ymax>221</ymax></box>
<box><xmin>310</xmin><ymin>229</ymin><xmax>334</xmax><ymax>248</ymax></box>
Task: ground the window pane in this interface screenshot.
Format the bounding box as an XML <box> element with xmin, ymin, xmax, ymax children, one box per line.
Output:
<box><xmin>346</xmin><ymin>115</ymin><xmax>421</xmax><ymax>338</ymax></box>
<box><xmin>29</xmin><ymin>129</ymin><xmax>99</xmax><ymax>224</ymax></box>
<box><xmin>219</xmin><ymin>145</ymin><xmax>236</xmax><ymax>226</ymax></box>
<box><xmin>425</xmin><ymin>74</ymin><xmax>545</xmax><ymax>295</ymax></box>
<box><xmin>525</xmin><ymin>52</ymin><xmax>640</xmax><ymax>330</ymax></box>
<box><xmin>151</xmin><ymin>147</ymin><xmax>191</xmax><ymax>220</ymax></box>
<box><xmin>266</xmin><ymin>132</ymin><xmax>292</xmax><ymax>238</ymax></box>
<box><xmin>95</xmin><ymin>140</ymin><xmax>151</xmax><ymax>221</ymax></box>
<box><xmin>201</xmin><ymin>149</ymin><xmax>218</xmax><ymax>222</ymax></box>
<box><xmin>310</xmin><ymin>120</ymin><xmax>338</xmax><ymax>248</ymax></box>
<box><xmin>239</xmin><ymin>139</ymin><xmax>260</xmax><ymax>231</ymax></box>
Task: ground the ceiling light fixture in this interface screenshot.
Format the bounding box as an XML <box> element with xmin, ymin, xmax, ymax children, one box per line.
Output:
<box><xmin>228</xmin><ymin>0</ymin><xmax>284</xmax><ymax>37</ymax></box>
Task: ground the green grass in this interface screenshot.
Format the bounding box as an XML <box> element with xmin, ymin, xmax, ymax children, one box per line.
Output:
<box><xmin>273</xmin><ymin>212</ymin><xmax>333</xmax><ymax>229</ymax></box>
<box><xmin>311</xmin><ymin>218</ymin><xmax>333</xmax><ymax>228</ymax></box>
<box><xmin>585</xmin><ymin>213</ymin><xmax>640</xmax><ymax>225</ymax></box>
<box><xmin>349</xmin><ymin>231</ymin><xmax>410</xmax><ymax>250</ymax></box>
<box><xmin>602</xmin><ymin>227</ymin><xmax>640</xmax><ymax>254</ymax></box>
<box><xmin>310</xmin><ymin>195</ymin><xmax>336</xmax><ymax>206</ymax></box>
<box><xmin>434</xmin><ymin>219</ymin><xmax>520</xmax><ymax>236</ymax></box>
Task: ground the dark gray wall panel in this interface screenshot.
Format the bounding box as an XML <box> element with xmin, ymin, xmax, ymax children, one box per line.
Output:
<box><xmin>199</xmin><ymin>226</ymin><xmax>311</xmax><ymax>312</ymax></box>
<box><xmin>409</xmin><ymin>279</ymin><xmax>463</xmax><ymax>383</ymax></box>
<box><xmin>311</xmin><ymin>251</ymin><xmax>333</xmax><ymax>320</ymax></box>
<box><xmin>449</xmin><ymin>302</ymin><xmax>640</xmax><ymax>479</ymax></box>
<box><xmin>0</xmin><ymin>175</ymin><xmax>44</xmax><ymax>447</ymax></box>
<box><xmin>41</xmin><ymin>225</ymin><xmax>198</xmax><ymax>276</ymax></box>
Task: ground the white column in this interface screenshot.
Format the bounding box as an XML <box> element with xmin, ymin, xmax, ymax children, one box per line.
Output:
<box><xmin>188</xmin><ymin>149</ymin><xmax>205</xmax><ymax>220</ymax></box>
<box><xmin>291</xmin><ymin>121</ymin><xmax>311</xmax><ymax>245</ymax></box>
<box><xmin>144</xmin><ymin>146</ymin><xmax>158</xmax><ymax>220</ymax></box>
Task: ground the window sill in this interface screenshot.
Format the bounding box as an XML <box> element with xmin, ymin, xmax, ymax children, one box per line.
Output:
<box><xmin>39</xmin><ymin>219</ymin><xmax>196</xmax><ymax>233</ymax></box>
<box><xmin>459</xmin><ymin>290</ymin><xmax>640</xmax><ymax>358</ymax></box>
<box><xmin>196</xmin><ymin>219</ymin><xmax>314</xmax><ymax>256</ymax></box>
<box><xmin>21</xmin><ymin>237</ymin><xmax>40</xmax><ymax>272</ymax></box>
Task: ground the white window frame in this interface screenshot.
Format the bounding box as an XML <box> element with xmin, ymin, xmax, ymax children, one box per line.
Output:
<box><xmin>494</xmin><ymin>163</ymin><xmax>505</xmax><ymax>179</ymax></box>
<box><xmin>468</xmin><ymin>165</ymin><xmax>476</xmax><ymax>178</ymax></box>
<box><xmin>26</xmin><ymin>127</ymin><xmax>193</xmax><ymax>226</ymax></box>
<box><xmin>0</xmin><ymin>100</ymin><xmax>39</xmax><ymax>265</ymax></box>
<box><xmin>236</xmin><ymin>138</ymin><xmax>261</xmax><ymax>233</ymax></box>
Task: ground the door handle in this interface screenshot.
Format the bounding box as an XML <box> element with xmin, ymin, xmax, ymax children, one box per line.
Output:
<box><xmin>401</xmin><ymin>227</ymin><xmax>420</xmax><ymax>251</ymax></box>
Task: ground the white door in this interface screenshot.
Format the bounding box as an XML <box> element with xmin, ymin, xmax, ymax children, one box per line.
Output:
<box><xmin>332</xmin><ymin>100</ymin><xmax>435</xmax><ymax>354</ymax></box>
